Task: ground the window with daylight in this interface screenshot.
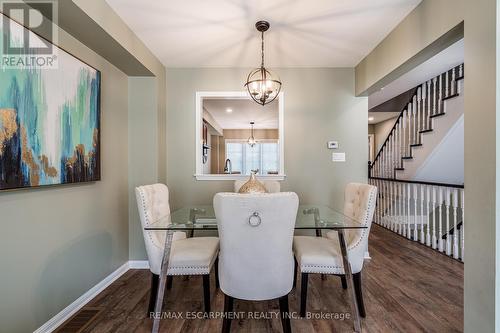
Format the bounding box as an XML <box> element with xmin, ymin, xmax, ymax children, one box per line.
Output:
<box><xmin>226</xmin><ymin>141</ymin><xmax>279</xmax><ymax>175</ymax></box>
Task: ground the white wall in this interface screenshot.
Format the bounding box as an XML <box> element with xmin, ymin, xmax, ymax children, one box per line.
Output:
<box><xmin>414</xmin><ymin>115</ymin><xmax>464</xmax><ymax>184</ymax></box>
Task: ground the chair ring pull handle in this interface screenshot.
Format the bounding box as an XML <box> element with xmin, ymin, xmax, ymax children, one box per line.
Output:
<box><xmin>248</xmin><ymin>212</ymin><xmax>262</xmax><ymax>227</ymax></box>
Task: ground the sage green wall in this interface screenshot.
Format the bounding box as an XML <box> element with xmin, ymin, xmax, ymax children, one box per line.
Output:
<box><xmin>128</xmin><ymin>77</ymin><xmax>158</xmax><ymax>260</ymax></box>
<box><xmin>0</xmin><ymin>28</ymin><xmax>129</xmax><ymax>332</ymax></box>
<box><xmin>355</xmin><ymin>0</ymin><xmax>464</xmax><ymax>96</ymax></box>
<box><xmin>464</xmin><ymin>1</ymin><xmax>499</xmax><ymax>331</ymax></box>
<box><xmin>162</xmin><ymin>67</ymin><xmax>367</xmax><ymax>235</ymax></box>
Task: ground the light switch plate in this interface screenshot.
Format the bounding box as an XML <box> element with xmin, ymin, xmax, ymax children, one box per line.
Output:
<box><xmin>332</xmin><ymin>152</ymin><xmax>346</xmax><ymax>162</ymax></box>
<box><xmin>327</xmin><ymin>141</ymin><xmax>339</xmax><ymax>149</ymax></box>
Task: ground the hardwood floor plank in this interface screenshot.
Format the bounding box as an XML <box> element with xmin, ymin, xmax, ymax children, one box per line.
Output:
<box><xmin>66</xmin><ymin>224</ymin><xmax>463</xmax><ymax>333</ymax></box>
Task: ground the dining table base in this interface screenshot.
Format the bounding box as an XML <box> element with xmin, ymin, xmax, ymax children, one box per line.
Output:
<box><xmin>337</xmin><ymin>229</ymin><xmax>362</xmax><ymax>332</ymax></box>
<box><xmin>152</xmin><ymin>230</ymin><xmax>174</xmax><ymax>333</ymax></box>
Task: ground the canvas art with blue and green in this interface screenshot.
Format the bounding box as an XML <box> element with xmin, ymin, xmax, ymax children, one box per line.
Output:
<box><xmin>0</xmin><ymin>15</ymin><xmax>101</xmax><ymax>190</ymax></box>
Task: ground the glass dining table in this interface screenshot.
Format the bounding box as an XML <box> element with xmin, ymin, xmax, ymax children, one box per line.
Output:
<box><xmin>145</xmin><ymin>205</ymin><xmax>366</xmax><ymax>333</ymax></box>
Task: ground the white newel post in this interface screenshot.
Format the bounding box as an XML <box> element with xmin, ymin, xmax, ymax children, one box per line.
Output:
<box><xmin>417</xmin><ymin>87</ymin><xmax>421</xmax><ymax>134</ymax></box>
<box><xmin>445</xmin><ymin>70</ymin><xmax>449</xmax><ymax>98</ymax></box>
<box><xmin>426</xmin><ymin>186</ymin><xmax>431</xmax><ymax>246</ymax></box>
<box><xmin>398</xmin><ymin>183</ymin><xmax>403</xmax><ymax>235</ymax></box>
<box><xmin>403</xmin><ymin>110</ymin><xmax>407</xmax><ymax>157</ymax></box>
<box><xmin>451</xmin><ymin>68</ymin><xmax>456</xmax><ymax>96</ymax></box>
<box><xmin>432</xmin><ymin>186</ymin><xmax>437</xmax><ymax>249</ymax></box>
<box><xmin>412</xmin><ymin>96</ymin><xmax>417</xmax><ymax>144</ymax></box>
<box><xmin>438</xmin><ymin>188</ymin><xmax>443</xmax><ymax>251</ymax></box>
<box><xmin>407</xmin><ymin>183</ymin><xmax>411</xmax><ymax>239</ymax></box>
<box><xmin>432</xmin><ymin>77</ymin><xmax>437</xmax><ymax>116</ymax></box>
<box><xmin>420</xmin><ymin>185</ymin><xmax>425</xmax><ymax>244</ymax></box>
<box><xmin>438</xmin><ymin>74</ymin><xmax>443</xmax><ymax>115</ymax></box>
<box><xmin>413</xmin><ymin>184</ymin><xmax>418</xmax><ymax>240</ymax></box>
<box><xmin>453</xmin><ymin>189</ymin><xmax>459</xmax><ymax>259</ymax></box>
<box><xmin>445</xmin><ymin>188</ymin><xmax>451</xmax><ymax>255</ymax></box>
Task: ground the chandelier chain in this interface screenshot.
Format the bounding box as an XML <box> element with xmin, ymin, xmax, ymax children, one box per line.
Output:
<box><xmin>261</xmin><ymin>31</ymin><xmax>265</xmax><ymax>68</ymax></box>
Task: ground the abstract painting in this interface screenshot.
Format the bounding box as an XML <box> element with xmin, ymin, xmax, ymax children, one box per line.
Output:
<box><xmin>0</xmin><ymin>15</ymin><xmax>101</xmax><ymax>190</ymax></box>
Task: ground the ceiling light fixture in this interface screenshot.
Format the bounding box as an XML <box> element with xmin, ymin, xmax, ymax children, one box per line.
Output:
<box><xmin>368</xmin><ymin>117</ymin><xmax>374</xmax><ymax>121</ymax></box>
<box><xmin>226</xmin><ymin>108</ymin><xmax>233</xmax><ymax>113</ymax></box>
<box><xmin>247</xmin><ymin>121</ymin><xmax>257</xmax><ymax>147</ymax></box>
<box><xmin>244</xmin><ymin>21</ymin><xmax>282</xmax><ymax>106</ymax></box>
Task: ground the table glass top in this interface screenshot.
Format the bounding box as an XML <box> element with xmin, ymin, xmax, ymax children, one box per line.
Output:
<box><xmin>145</xmin><ymin>205</ymin><xmax>366</xmax><ymax>230</ymax></box>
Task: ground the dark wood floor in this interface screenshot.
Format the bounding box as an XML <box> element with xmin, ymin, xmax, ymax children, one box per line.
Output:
<box><xmin>60</xmin><ymin>225</ymin><xmax>463</xmax><ymax>333</ymax></box>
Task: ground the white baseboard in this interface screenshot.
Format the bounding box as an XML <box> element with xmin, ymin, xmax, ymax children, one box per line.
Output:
<box><xmin>129</xmin><ymin>260</ymin><xmax>150</xmax><ymax>269</ymax></box>
<box><xmin>34</xmin><ymin>262</ymin><xmax>130</xmax><ymax>333</ymax></box>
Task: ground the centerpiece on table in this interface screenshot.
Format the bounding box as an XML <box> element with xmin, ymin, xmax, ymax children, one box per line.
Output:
<box><xmin>238</xmin><ymin>171</ymin><xmax>267</xmax><ymax>193</ymax></box>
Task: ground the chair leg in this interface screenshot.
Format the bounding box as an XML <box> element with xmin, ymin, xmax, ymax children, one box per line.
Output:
<box><xmin>293</xmin><ymin>258</ymin><xmax>297</xmax><ymax>288</ymax></box>
<box><xmin>353</xmin><ymin>272</ymin><xmax>366</xmax><ymax>317</ymax></box>
<box><xmin>321</xmin><ymin>274</ymin><xmax>326</xmax><ymax>281</ymax></box>
<box><xmin>300</xmin><ymin>273</ymin><xmax>308</xmax><ymax>317</ymax></box>
<box><xmin>215</xmin><ymin>258</ymin><xmax>220</xmax><ymax>289</ymax></box>
<box><xmin>166</xmin><ymin>276</ymin><xmax>173</xmax><ymax>290</ymax></box>
<box><xmin>279</xmin><ymin>294</ymin><xmax>292</xmax><ymax>333</ymax></box>
<box><xmin>222</xmin><ymin>294</ymin><xmax>234</xmax><ymax>333</ymax></box>
<box><xmin>203</xmin><ymin>274</ymin><xmax>211</xmax><ymax>314</ymax></box>
<box><xmin>148</xmin><ymin>273</ymin><xmax>159</xmax><ymax>315</ymax></box>
<box><xmin>340</xmin><ymin>275</ymin><xmax>347</xmax><ymax>289</ymax></box>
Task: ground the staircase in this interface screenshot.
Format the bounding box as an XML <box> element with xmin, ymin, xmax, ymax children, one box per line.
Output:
<box><xmin>369</xmin><ymin>64</ymin><xmax>465</xmax><ymax>262</ymax></box>
<box><xmin>369</xmin><ymin>64</ymin><xmax>464</xmax><ymax>179</ymax></box>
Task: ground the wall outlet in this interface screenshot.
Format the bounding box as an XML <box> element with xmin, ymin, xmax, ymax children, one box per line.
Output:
<box><xmin>327</xmin><ymin>141</ymin><xmax>339</xmax><ymax>149</ymax></box>
<box><xmin>332</xmin><ymin>152</ymin><xmax>346</xmax><ymax>162</ymax></box>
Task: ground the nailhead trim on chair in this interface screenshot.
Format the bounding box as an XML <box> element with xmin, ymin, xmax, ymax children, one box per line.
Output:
<box><xmin>138</xmin><ymin>187</ymin><xmax>164</xmax><ymax>252</ymax></box>
<box><xmin>300</xmin><ymin>264</ymin><xmax>344</xmax><ymax>274</ymax></box>
<box><xmin>167</xmin><ymin>266</ymin><xmax>211</xmax><ymax>275</ymax></box>
<box><xmin>348</xmin><ymin>187</ymin><xmax>377</xmax><ymax>251</ymax></box>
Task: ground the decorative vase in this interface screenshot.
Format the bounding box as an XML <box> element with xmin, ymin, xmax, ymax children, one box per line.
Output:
<box><xmin>238</xmin><ymin>173</ymin><xmax>267</xmax><ymax>193</ymax></box>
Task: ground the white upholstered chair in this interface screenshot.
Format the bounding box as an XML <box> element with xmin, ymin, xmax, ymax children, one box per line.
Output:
<box><xmin>135</xmin><ymin>184</ymin><xmax>219</xmax><ymax>314</ymax></box>
<box><xmin>234</xmin><ymin>180</ymin><xmax>280</xmax><ymax>193</ymax></box>
<box><xmin>214</xmin><ymin>192</ymin><xmax>299</xmax><ymax>333</ymax></box>
<box><xmin>293</xmin><ymin>183</ymin><xmax>377</xmax><ymax>318</ymax></box>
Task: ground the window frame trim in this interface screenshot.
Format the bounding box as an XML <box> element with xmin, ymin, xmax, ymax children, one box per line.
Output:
<box><xmin>194</xmin><ymin>91</ymin><xmax>285</xmax><ymax>181</ymax></box>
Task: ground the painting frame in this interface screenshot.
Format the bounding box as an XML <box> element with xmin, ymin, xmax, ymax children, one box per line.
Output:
<box><xmin>0</xmin><ymin>11</ymin><xmax>102</xmax><ymax>191</ymax></box>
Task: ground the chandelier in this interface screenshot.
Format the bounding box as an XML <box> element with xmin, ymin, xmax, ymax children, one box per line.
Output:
<box><xmin>247</xmin><ymin>122</ymin><xmax>256</xmax><ymax>147</ymax></box>
<box><xmin>244</xmin><ymin>21</ymin><xmax>282</xmax><ymax>106</ymax></box>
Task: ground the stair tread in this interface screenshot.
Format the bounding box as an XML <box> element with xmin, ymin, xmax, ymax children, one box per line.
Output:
<box><xmin>419</xmin><ymin>129</ymin><xmax>433</xmax><ymax>133</ymax></box>
<box><xmin>410</xmin><ymin>143</ymin><xmax>423</xmax><ymax>147</ymax></box>
<box><xmin>430</xmin><ymin>112</ymin><xmax>446</xmax><ymax>118</ymax></box>
<box><xmin>401</xmin><ymin>156</ymin><xmax>413</xmax><ymax>159</ymax></box>
<box><xmin>394</xmin><ymin>167</ymin><xmax>404</xmax><ymax>170</ymax></box>
<box><xmin>443</xmin><ymin>93</ymin><xmax>459</xmax><ymax>101</ymax></box>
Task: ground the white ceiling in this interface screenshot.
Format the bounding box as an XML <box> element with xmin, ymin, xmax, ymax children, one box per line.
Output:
<box><xmin>204</xmin><ymin>98</ymin><xmax>278</xmax><ymax>129</ymax></box>
<box><xmin>368</xmin><ymin>112</ymin><xmax>398</xmax><ymax>125</ymax></box>
<box><xmin>105</xmin><ymin>0</ymin><xmax>421</xmax><ymax>67</ymax></box>
<box><xmin>369</xmin><ymin>39</ymin><xmax>464</xmax><ymax>108</ymax></box>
